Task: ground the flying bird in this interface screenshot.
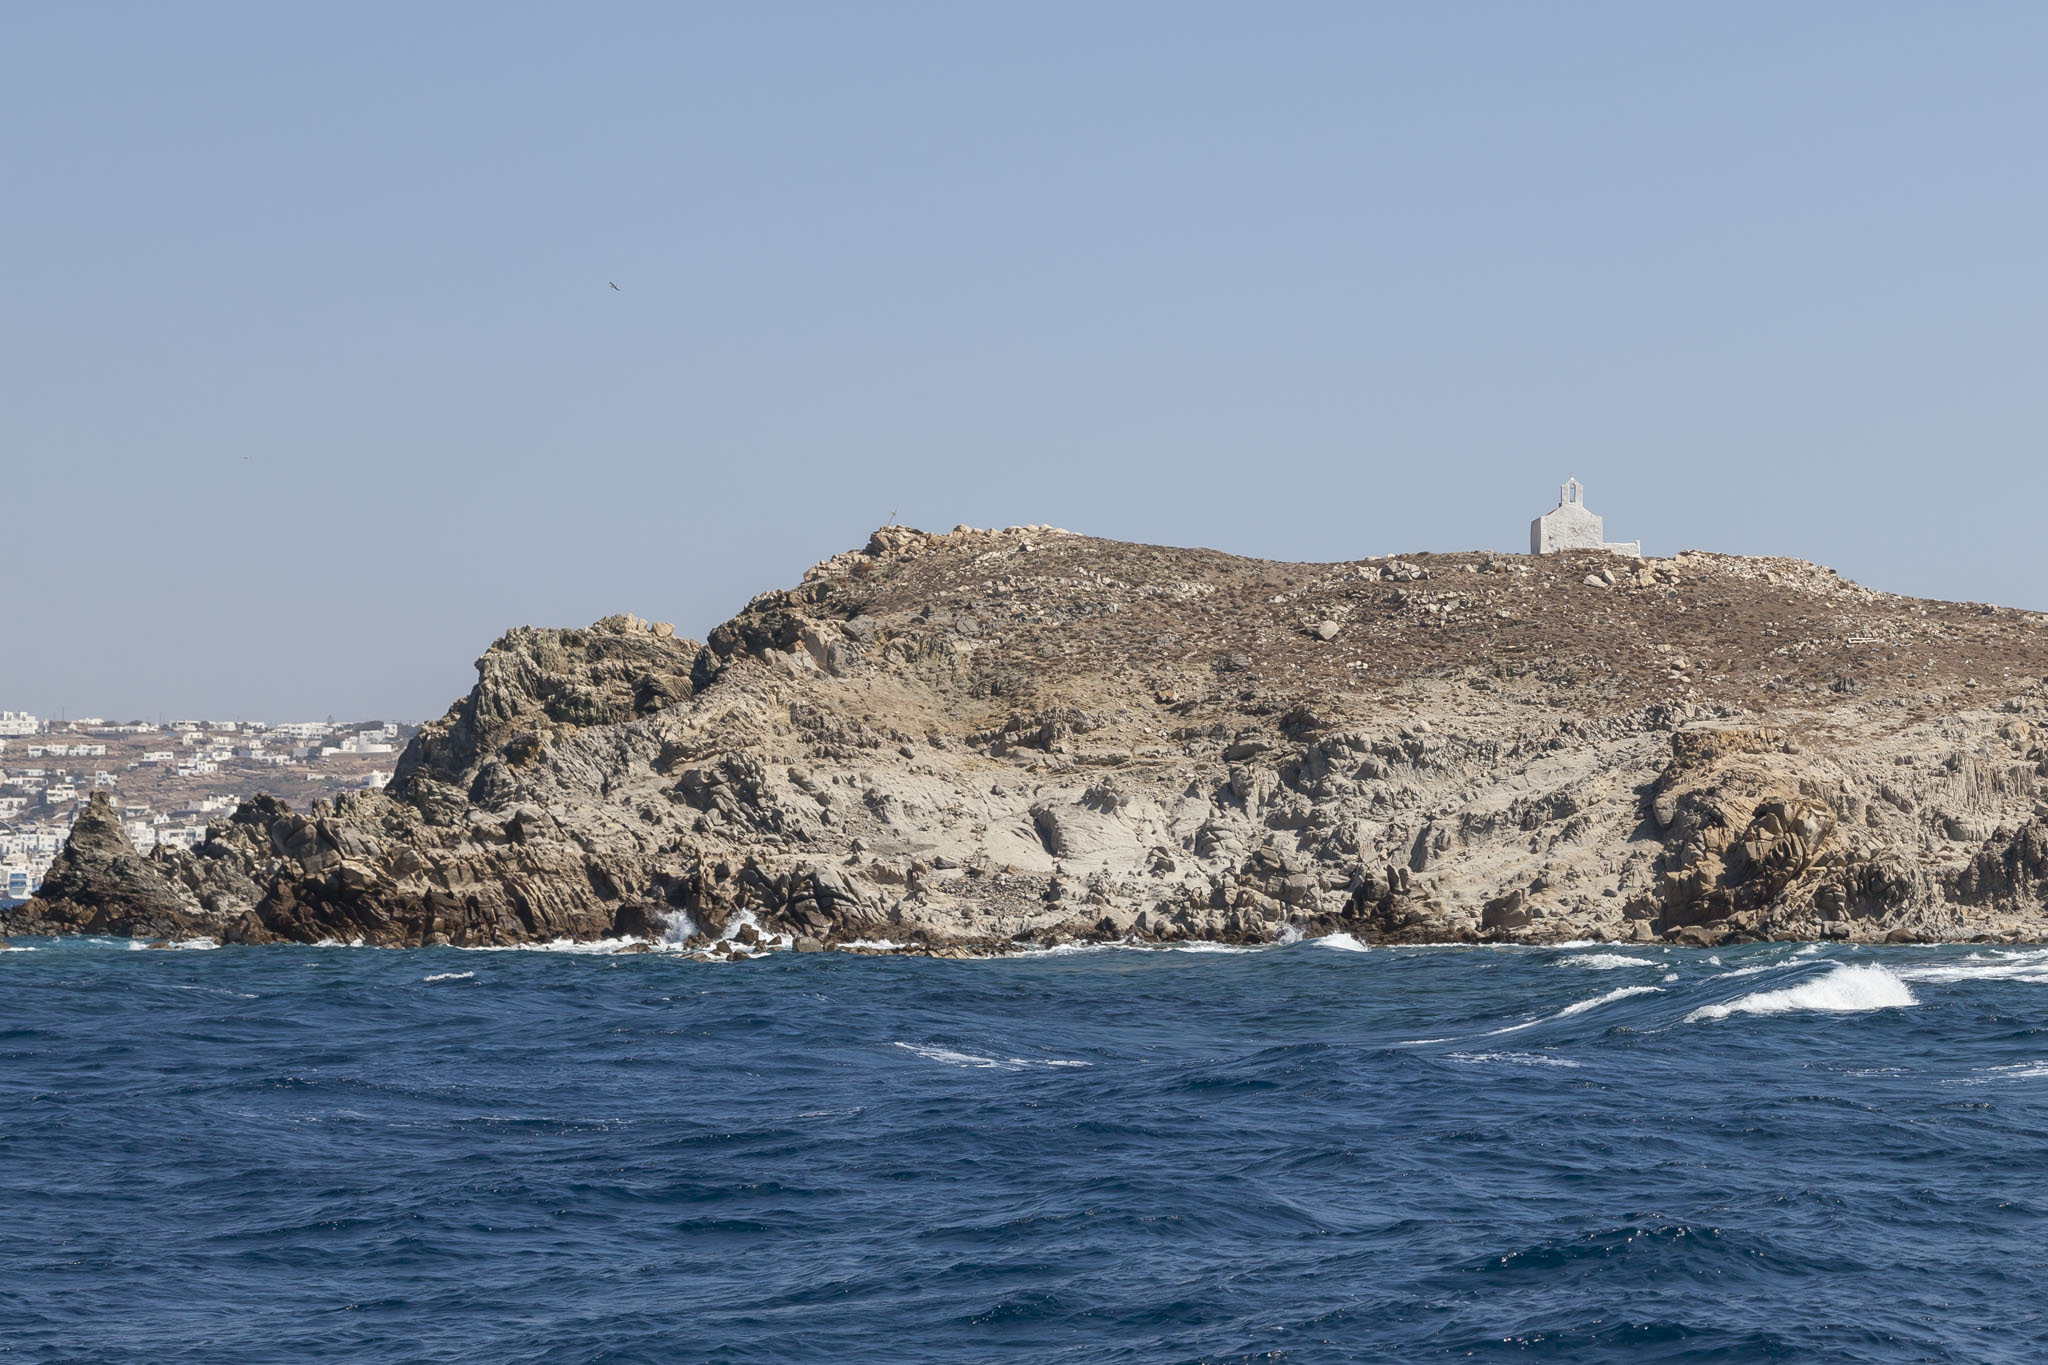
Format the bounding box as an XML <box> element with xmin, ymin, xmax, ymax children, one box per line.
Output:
<box><xmin>609</xmin><ymin>282</ymin><xmax>620</xmax><ymax>291</ymax></box>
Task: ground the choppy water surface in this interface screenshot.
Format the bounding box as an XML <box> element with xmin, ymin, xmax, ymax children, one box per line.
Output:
<box><xmin>5</xmin><ymin>937</ymin><xmax>2048</xmax><ymax>1363</ymax></box>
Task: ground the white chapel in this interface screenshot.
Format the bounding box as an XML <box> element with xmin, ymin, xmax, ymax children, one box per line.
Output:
<box><xmin>1529</xmin><ymin>477</ymin><xmax>1640</xmax><ymax>556</ymax></box>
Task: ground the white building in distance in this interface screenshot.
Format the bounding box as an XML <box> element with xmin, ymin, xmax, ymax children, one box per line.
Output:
<box><xmin>1530</xmin><ymin>477</ymin><xmax>1640</xmax><ymax>556</ymax></box>
<box><xmin>0</xmin><ymin>712</ymin><xmax>39</xmax><ymax>737</ymax></box>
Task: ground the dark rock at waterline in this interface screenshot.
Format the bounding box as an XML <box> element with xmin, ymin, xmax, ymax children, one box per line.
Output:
<box><xmin>11</xmin><ymin>794</ymin><xmax>208</xmax><ymax>939</ymax></box>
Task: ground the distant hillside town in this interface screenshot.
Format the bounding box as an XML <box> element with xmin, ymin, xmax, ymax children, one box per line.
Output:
<box><xmin>0</xmin><ymin>713</ymin><xmax>417</xmax><ymax>902</ymax></box>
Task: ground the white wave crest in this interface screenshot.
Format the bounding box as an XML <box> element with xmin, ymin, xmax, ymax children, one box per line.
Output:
<box><xmin>423</xmin><ymin>971</ymin><xmax>474</xmax><ymax>982</ymax></box>
<box><xmin>1311</xmin><ymin>933</ymin><xmax>1370</xmax><ymax>953</ymax></box>
<box><xmin>892</xmin><ymin>1042</ymin><xmax>1090</xmax><ymax>1070</ymax></box>
<box><xmin>1448</xmin><ymin>1050</ymin><xmax>1581</xmax><ymax>1068</ymax></box>
<box><xmin>1003</xmin><ymin>939</ymin><xmax>1265</xmax><ymax>958</ymax></box>
<box><xmin>1558</xmin><ymin>953</ymin><xmax>1659</xmax><ymax>971</ymax></box>
<box><xmin>126</xmin><ymin>938</ymin><xmax>220</xmax><ymax>951</ymax></box>
<box><xmin>471</xmin><ymin>936</ymin><xmax>661</xmax><ymax>954</ymax></box>
<box><xmin>1555</xmin><ymin>984</ymin><xmax>1663</xmax><ymax>1016</ymax></box>
<box><xmin>1715</xmin><ymin>959</ymin><xmax>1794</xmax><ymax>980</ymax></box>
<box><xmin>1899</xmin><ymin>950</ymin><xmax>2048</xmax><ymax>984</ymax></box>
<box><xmin>1486</xmin><ymin>984</ymin><xmax>1664</xmax><ymax>1035</ymax></box>
<box><xmin>1687</xmin><ymin>963</ymin><xmax>1916</xmax><ymax>1022</ymax></box>
<box><xmin>1006</xmin><ymin>938</ymin><xmax>1269</xmax><ymax>957</ymax></box>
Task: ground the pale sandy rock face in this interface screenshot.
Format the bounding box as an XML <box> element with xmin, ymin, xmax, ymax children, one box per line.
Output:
<box><xmin>13</xmin><ymin>525</ymin><xmax>2048</xmax><ymax>952</ymax></box>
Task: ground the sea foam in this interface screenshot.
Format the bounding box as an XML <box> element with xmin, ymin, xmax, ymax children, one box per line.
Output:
<box><xmin>892</xmin><ymin>1042</ymin><xmax>1089</xmax><ymax>1070</ymax></box>
<box><xmin>1898</xmin><ymin>950</ymin><xmax>2048</xmax><ymax>985</ymax></box>
<box><xmin>1311</xmin><ymin>933</ymin><xmax>1370</xmax><ymax>953</ymax></box>
<box><xmin>1687</xmin><ymin>963</ymin><xmax>1916</xmax><ymax>1022</ymax></box>
<box><xmin>1558</xmin><ymin>953</ymin><xmax>1659</xmax><ymax>971</ymax></box>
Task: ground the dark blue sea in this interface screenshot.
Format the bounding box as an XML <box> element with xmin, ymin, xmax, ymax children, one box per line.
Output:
<box><xmin>4</xmin><ymin>935</ymin><xmax>2047</xmax><ymax>1363</ymax></box>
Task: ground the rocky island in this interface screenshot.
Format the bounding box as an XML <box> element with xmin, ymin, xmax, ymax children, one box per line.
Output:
<box><xmin>11</xmin><ymin>524</ymin><xmax>2048</xmax><ymax>953</ymax></box>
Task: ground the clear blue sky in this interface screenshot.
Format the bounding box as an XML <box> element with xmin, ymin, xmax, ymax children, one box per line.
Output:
<box><xmin>6</xmin><ymin>3</ymin><xmax>2046</xmax><ymax>722</ymax></box>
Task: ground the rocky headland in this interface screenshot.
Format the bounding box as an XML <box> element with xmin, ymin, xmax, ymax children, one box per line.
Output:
<box><xmin>13</xmin><ymin>525</ymin><xmax>2048</xmax><ymax>954</ymax></box>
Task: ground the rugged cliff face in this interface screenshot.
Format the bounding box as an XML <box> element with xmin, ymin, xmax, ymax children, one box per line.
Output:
<box><xmin>14</xmin><ymin>526</ymin><xmax>2048</xmax><ymax>953</ymax></box>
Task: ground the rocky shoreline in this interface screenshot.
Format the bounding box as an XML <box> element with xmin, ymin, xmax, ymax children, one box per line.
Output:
<box><xmin>11</xmin><ymin>524</ymin><xmax>2048</xmax><ymax>953</ymax></box>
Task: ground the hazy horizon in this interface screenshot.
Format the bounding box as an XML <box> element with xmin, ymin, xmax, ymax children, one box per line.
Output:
<box><xmin>9</xmin><ymin>3</ymin><xmax>2048</xmax><ymax>721</ymax></box>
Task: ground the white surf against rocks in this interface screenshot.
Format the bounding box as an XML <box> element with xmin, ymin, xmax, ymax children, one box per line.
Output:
<box><xmin>1311</xmin><ymin>933</ymin><xmax>1371</xmax><ymax>952</ymax></box>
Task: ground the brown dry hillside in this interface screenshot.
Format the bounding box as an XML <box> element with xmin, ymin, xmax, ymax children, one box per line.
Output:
<box><xmin>807</xmin><ymin>529</ymin><xmax>2041</xmax><ymax>717</ymax></box>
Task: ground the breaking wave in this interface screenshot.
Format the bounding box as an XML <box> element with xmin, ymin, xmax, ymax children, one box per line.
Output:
<box><xmin>1558</xmin><ymin>952</ymin><xmax>1660</xmax><ymax>971</ymax></box>
<box><xmin>1897</xmin><ymin>950</ymin><xmax>2048</xmax><ymax>985</ymax></box>
<box><xmin>1687</xmin><ymin>963</ymin><xmax>1916</xmax><ymax>1022</ymax></box>
<box><xmin>1311</xmin><ymin>933</ymin><xmax>1370</xmax><ymax>952</ymax></box>
<box><xmin>1556</xmin><ymin>984</ymin><xmax>1664</xmax><ymax>1016</ymax></box>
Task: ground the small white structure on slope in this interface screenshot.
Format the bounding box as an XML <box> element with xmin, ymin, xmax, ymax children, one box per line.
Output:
<box><xmin>1529</xmin><ymin>477</ymin><xmax>1640</xmax><ymax>556</ymax></box>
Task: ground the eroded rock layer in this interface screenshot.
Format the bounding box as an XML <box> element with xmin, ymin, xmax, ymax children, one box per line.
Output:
<box><xmin>15</xmin><ymin>527</ymin><xmax>2048</xmax><ymax>951</ymax></box>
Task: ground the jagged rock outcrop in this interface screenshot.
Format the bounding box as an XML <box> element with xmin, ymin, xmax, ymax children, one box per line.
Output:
<box><xmin>13</xmin><ymin>525</ymin><xmax>2048</xmax><ymax>951</ymax></box>
<box><xmin>7</xmin><ymin>793</ymin><xmax>208</xmax><ymax>938</ymax></box>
